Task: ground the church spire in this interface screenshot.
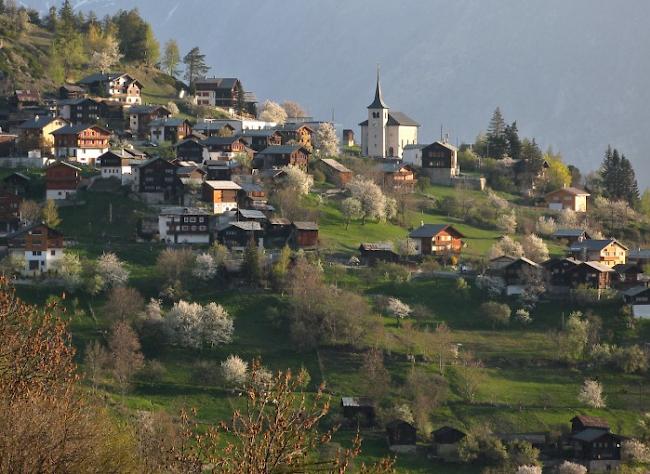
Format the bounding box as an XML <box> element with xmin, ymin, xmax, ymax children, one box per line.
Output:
<box><xmin>367</xmin><ymin>64</ymin><xmax>388</xmax><ymax>109</ymax></box>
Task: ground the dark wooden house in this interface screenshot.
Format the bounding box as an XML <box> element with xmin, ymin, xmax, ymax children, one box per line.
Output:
<box><xmin>359</xmin><ymin>242</ymin><xmax>399</xmax><ymax>265</ymax></box>
<box><xmin>175</xmin><ymin>138</ymin><xmax>206</xmax><ymax>163</ymax></box>
<box><xmin>542</xmin><ymin>257</ymin><xmax>580</xmax><ymax>286</ymax></box>
<box><xmin>571</xmin><ymin>430</ymin><xmax>622</xmax><ymax>471</ymax></box>
<box><xmin>622</xmin><ymin>286</ymin><xmax>650</xmax><ymax>305</ymax></box>
<box><xmin>340</xmin><ymin>397</ymin><xmax>375</xmax><ymax>426</ymax></box>
<box><xmin>613</xmin><ymin>263</ymin><xmax>645</xmax><ymax>288</ymax></box>
<box><xmin>291</xmin><ymin>221</ymin><xmax>318</xmax><ymax>248</ymax></box>
<box><xmin>502</xmin><ymin>257</ymin><xmax>543</xmax><ymax>286</ymax></box>
<box><xmin>276</xmin><ymin>124</ymin><xmax>314</xmax><ymax>149</ymax></box>
<box><xmin>56</xmin><ymin>97</ymin><xmax>107</xmax><ymax>124</ymax></box>
<box><xmin>135</xmin><ymin>157</ymin><xmax>181</xmax><ymax>201</ymax></box>
<box><xmin>240</xmin><ymin>129</ymin><xmax>282</xmax><ymax>152</ymax></box>
<box><xmin>420</xmin><ymin>141</ymin><xmax>458</xmax><ymax>182</ymax></box>
<box><xmin>566</xmin><ymin>261</ymin><xmax>614</xmax><ymax>289</ymax></box>
<box><xmin>59</xmin><ymin>84</ymin><xmax>86</xmax><ymax>100</ymax></box>
<box><xmin>408</xmin><ymin>224</ymin><xmax>464</xmax><ymax>257</ymax></box>
<box><xmin>377</xmin><ymin>162</ymin><xmax>416</xmax><ymax>190</ymax></box>
<box><xmin>386</xmin><ymin>420</ymin><xmax>417</xmax><ymax>446</ymax></box>
<box><xmin>432</xmin><ymin>426</ymin><xmax>466</xmax><ymax>459</ymax></box>
<box><xmin>571</xmin><ymin>415</ymin><xmax>610</xmax><ymax>434</ymax></box>
<box><xmin>552</xmin><ymin>228</ymin><xmax>591</xmax><ymax>244</ymax></box>
<box><xmin>0</xmin><ymin>190</ymin><xmax>22</xmax><ymax>235</ymax></box>
<box><xmin>205</xmin><ymin>160</ymin><xmax>242</xmax><ymax>181</ymax></box>
<box><xmin>45</xmin><ymin>161</ymin><xmax>81</xmax><ymax>200</ymax></box>
<box><xmin>317</xmin><ymin>158</ymin><xmax>353</xmax><ymax>186</ymax></box>
<box><xmin>256</xmin><ymin>145</ymin><xmax>310</xmax><ymax>170</ymax></box>
<box><xmin>217</xmin><ymin>221</ymin><xmax>262</xmax><ymax>248</ymax></box>
<box><xmin>3</xmin><ymin>172</ymin><xmax>31</xmax><ymax>196</ymax></box>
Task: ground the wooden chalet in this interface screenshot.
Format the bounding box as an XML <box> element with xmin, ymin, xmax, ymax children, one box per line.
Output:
<box><xmin>128</xmin><ymin>105</ymin><xmax>172</xmax><ymax>137</ymax></box>
<box><xmin>569</xmin><ymin>239</ymin><xmax>628</xmax><ymax>267</ymax></box>
<box><xmin>488</xmin><ymin>255</ymin><xmax>518</xmax><ymax>272</ymax></box>
<box><xmin>202</xmin><ymin>180</ymin><xmax>241</xmax><ymax>214</ymax></box>
<box><xmin>217</xmin><ymin>221</ymin><xmax>262</xmax><ymax>248</ymax></box>
<box><xmin>238</xmin><ymin>182</ymin><xmax>267</xmax><ymax>208</ymax></box>
<box><xmin>408</xmin><ymin>224</ymin><xmax>464</xmax><ymax>256</ymax></box>
<box><xmin>613</xmin><ymin>263</ymin><xmax>645</xmax><ymax>288</ymax></box>
<box><xmin>59</xmin><ymin>84</ymin><xmax>86</xmax><ymax>100</ymax></box>
<box><xmin>78</xmin><ymin>72</ymin><xmax>142</xmax><ymax>105</ymax></box>
<box><xmin>51</xmin><ymin>124</ymin><xmax>111</xmax><ymax>165</ymax></box>
<box><xmin>201</xmin><ymin>136</ymin><xmax>250</xmax><ymax>161</ymax></box>
<box><xmin>317</xmin><ymin>158</ymin><xmax>353</xmax><ymax>186</ymax></box>
<box><xmin>192</xmin><ymin>122</ymin><xmax>236</xmax><ymax>138</ymax></box>
<box><xmin>566</xmin><ymin>261</ymin><xmax>615</xmax><ymax>290</ymax></box>
<box><xmin>135</xmin><ymin>157</ymin><xmax>182</xmax><ymax>202</ymax></box>
<box><xmin>359</xmin><ymin>242</ymin><xmax>399</xmax><ymax>265</ymax></box>
<box><xmin>239</xmin><ymin>129</ymin><xmax>282</xmax><ymax>152</ymax></box>
<box><xmin>56</xmin><ymin>97</ymin><xmax>107</xmax><ymax>125</ymax></box>
<box><xmin>236</xmin><ymin>208</ymin><xmax>268</xmax><ymax>226</ymax></box>
<box><xmin>13</xmin><ymin>89</ymin><xmax>41</xmax><ymax>109</ymax></box>
<box><xmin>622</xmin><ymin>286</ymin><xmax>650</xmax><ymax>305</ymax></box>
<box><xmin>432</xmin><ymin>426</ymin><xmax>466</xmax><ymax>459</ymax></box>
<box><xmin>628</xmin><ymin>248</ymin><xmax>650</xmax><ymax>267</ymax></box>
<box><xmin>158</xmin><ymin>206</ymin><xmax>212</xmax><ymax>245</ymax></box>
<box><xmin>267</xmin><ymin>217</ymin><xmax>292</xmax><ymax>240</ymax></box>
<box><xmin>7</xmin><ymin>223</ymin><xmax>64</xmax><ymax>276</ymax></box>
<box><xmin>552</xmin><ymin>228</ymin><xmax>591</xmax><ymax>244</ymax></box>
<box><xmin>568</xmin><ymin>417</ymin><xmax>623</xmax><ymax>473</ymax></box>
<box><xmin>149</xmin><ymin>117</ymin><xmax>192</xmax><ymax>144</ymax></box>
<box><xmin>386</xmin><ymin>420</ymin><xmax>417</xmax><ymax>447</ymax></box>
<box><xmin>340</xmin><ymin>397</ymin><xmax>375</xmax><ymax>426</ymax></box>
<box><xmin>175</xmin><ymin>138</ymin><xmax>206</xmax><ymax>163</ymax></box>
<box><xmin>194</xmin><ymin>78</ymin><xmax>256</xmax><ymax>114</ymax></box>
<box><xmin>377</xmin><ymin>161</ymin><xmax>416</xmax><ymax>189</ymax></box>
<box><xmin>3</xmin><ymin>172</ymin><xmax>30</xmax><ymax>197</ymax></box>
<box><xmin>542</xmin><ymin>257</ymin><xmax>580</xmax><ymax>286</ymax></box>
<box><xmin>0</xmin><ymin>190</ymin><xmax>22</xmax><ymax>235</ymax></box>
<box><xmin>276</xmin><ymin>123</ymin><xmax>314</xmax><ymax>149</ymax></box>
<box><xmin>256</xmin><ymin>145</ymin><xmax>310</xmax><ymax>170</ymax></box>
<box><xmin>291</xmin><ymin>221</ymin><xmax>318</xmax><ymax>248</ymax></box>
<box><xmin>0</xmin><ymin>133</ymin><xmax>17</xmax><ymax>156</ymax></box>
<box><xmin>17</xmin><ymin>116</ymin><xmax>68</xmax><ymax>155</ymax></box>
<box><xmin>502</xmin><ymin>257</ymin><xmax>543</xmax><ymax>286</ymax></box>
<box><xmin>205</xmin><ymin>160</ymin><xmax>242</xmax><ymax>181</ymax></box>
<box><xmin>420</xmin><ymin>141</ymin><xmax>459</xmax><ymax>183</ymax></box>
<box><xmin>45</xmin><ymin>161</ymin><xmax>81</xmax><ymax>200</ymax></box>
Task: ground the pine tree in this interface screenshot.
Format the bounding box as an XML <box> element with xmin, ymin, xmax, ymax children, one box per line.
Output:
<box><xmin>486</xmin><ymin>107</ymin><xmax>508</xmax><ymax>159</ymax></box>
<box><xmin>183</xmin><ymin>47</ymin><xmax>210</xmax><ymax>91</ymax></box>
<box><xmin>504</xmin><ymin>121</ymin><xmax>521</xmax><ymax>160</ymax></box>
<box><xmin>236</xmin><ymin>86</ymin><xmax>246</xmax><ymax>115</ymax></box>
<box><xmin>242</xmin><ymin>240</ymin><xmax>261</xmax><ymax>286</ymax></box>
<box><xmin>620</xmin><ymin>155</ymin><xmax>640</xmax><ymax>206</ymax></box>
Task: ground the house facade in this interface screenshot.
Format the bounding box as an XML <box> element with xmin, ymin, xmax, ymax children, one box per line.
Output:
<box><xmin>128</xmin><ymin>105</ymin><xmax>172</xmax><ymax>137</ymax></box>
<box><xmin>193</xmin><ymin>78</ymin><xmax>256</xmax><ymax>114</ymax></box>
<box><xmin>420</xmin><ymin>141</ymin><xmax>459</xmax><ymax>184</ymax></box>
<box><xmin>567</xmin><ymin>261</ymin><xmax>615</xmax><ymax>289</ymax></box>
<box><xmin>134</xmin><ymin>157</ymin><xmax>182</xmax><ymax>202</ymax></box>
<box><xmin>408</xmin><ymin>224</ymin><xmax>464</xmax><ymax>256</ymax></box>
<box><xmin>276</xmin><ymin>124</ymin><xmax>314</xmax><ymax>150</ymax></box>
<box><xmin>256</xmin><ymin>145</ymin><xmax>310</xmax><ymax>170</ymax></box>
<box><xmin>98</xmin><ymin>150</ymin><xmax>136</xmax><ymax>184</ymax></box>
<box><xmin>240</xmin><ymin>129</ymin><xmax>282</xmax><ymax>152</ymax></box>
<box><xmin>0</xmin><ymin>190</ymin><xmax>22</xmax><ymax>235</ymax></box>
<box><xmin>17</xmin><ymin>116</ymin><xmax>68</xmax><ymax>155</ymax></box>
<box><xmin>7</xmin><ymin>223</ymin><xmax>64</xmax><ymax>276</ymax></box>
<box><xmin>45</xmin><ymin>161</ymin><xmax>81</xmax><ymax>200</ymax></box>
<box><xmin>158</xmin><ymin>207</ymin><xmax>211</xmax><ymax>244</ymax></box>
<box><xmin>317</xmin><ymin>158</ymin><xmax>353</xmax><ymax>186</ymax></box>
<box><xmin>378</xmin><ymin>162</ymin><xmax>416</xmax><ymax>190</ymax></box>
<box><xmin>569</xmin><ymin>239</ymin><xmax>628</xmax><ymax>267</ymax></box>
<box><xmin>52</xmin><ymin>124</ymin><xmax>110</xmax><ymax>165</ymax></box>
<box><xmin>202</xmin><ymin>180</ymin><xmax>241</xmax><ymax>214</ymax></box>
<box><xmin>201</xmin><ymin>136</ymin><xmax>249</xmax><ymax>162</ymax></box>
<box><xmin>545</xmin><ymin>187</ymin><xmax>590</xmax><ymax>212</ymax></box>
<box><xmin>149</xmin><ymin>118</ymin><xmax>192</xmax><ymax>144</ymax></box>
<box><xmin>359</xmin><ymin>71</ymin><xmax>419</xmax><ymax>159</ymax></box>
<box><xmin>78</xmin><ymin>72</ymin><xmax>142</xmax><ymax>104</ymax></box>
<box><xmin>56</xmin><ymin>98</ymin><xmax>106</xmax><ymax>124</ymax></box>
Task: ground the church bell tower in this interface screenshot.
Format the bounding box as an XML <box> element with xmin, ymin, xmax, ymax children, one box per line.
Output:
<box><xmin>367</xmin><ymin>66</ymin><xmax>389</xmax><ymax>158</ymax></box>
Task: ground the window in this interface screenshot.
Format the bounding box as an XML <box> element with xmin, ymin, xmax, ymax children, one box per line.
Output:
<box><xmin>29</xmin><ymin>260</ymin><xmax>39</xmax><ymax>270</ymax></box>
<box><xmin>33</xmin><ymin>251</ymin><xmax>42</xmax><ymax>256</ymax></box>
<box><xmin>50</xmin><ymin>250</ymin><xmax>56</xmax><ymax>256</ymax></box>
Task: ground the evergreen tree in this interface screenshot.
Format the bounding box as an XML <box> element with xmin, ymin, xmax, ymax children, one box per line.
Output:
<box><xmin>242</xmin><ymin>240</ymin><xmax>261</xmax><ymax>286</ymax></box>
<box><xmin>161</xmin><ymin>39</ymin><xmax>181</xmax><ymax>77</ymax></box>
<box><xmin>599</xmin><ymin>146</ymin><xmax>639</xmax><ymax>206</ymax></box>
<box><xmin>620</xmin><ymin>155</ymin><xmax>640</xmax><ymax>206</ymax></box>
<box><xmin>236</xmin><ymin>86</ymin><xmax>246</xmax><ymax>115</ymax></box>
<box><xmin>486</xmin><ymin>107</ymin><xmax>508</xmax><ymax>158</ymax></box>
<box><xmin>58</xmin><ymin>0</ymin><xmax>75</xmax><ymax>28</ymax></box>
<box><xmin>113</xmin><ymin>9</ymin><xmax>159</xmax><ymax>64</ymax></box>
<box><xmin>504</xmin><ymin>121</ymin><xmax>521</xmax><ymax>160</ymax></box>
<box><xmin>183</xmin><ymin>46</ymin><xmax>210</xmax><ymax>91</ymax></box>
<box><xmin>44</xmin><ymin>6</ymin><xmax>57</xmax><ymax>31</ymax></box>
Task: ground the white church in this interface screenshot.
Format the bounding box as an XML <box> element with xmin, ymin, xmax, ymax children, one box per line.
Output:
<box><xmin>359</xmin><ymin>71</ymin><xmax>419</xmax><ymax>159</ymax></box>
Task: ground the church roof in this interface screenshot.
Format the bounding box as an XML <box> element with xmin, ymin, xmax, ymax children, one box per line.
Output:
<box><xmin>359</xmin><ymin>111</ymin><xmax>419</xmax><ymax>127</ymax></box>
<box><xmin>367</xmin><ymin>71</ymin><xmax>388</xmax><ymax>109</ymax></box>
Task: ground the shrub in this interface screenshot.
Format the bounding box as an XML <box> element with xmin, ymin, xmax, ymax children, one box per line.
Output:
<box><xmin>221</xmin><ymin>355</ymin><xmax>248</xmax><ymax>386</ymax></box>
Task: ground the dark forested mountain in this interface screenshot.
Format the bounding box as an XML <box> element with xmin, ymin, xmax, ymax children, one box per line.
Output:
<box><xmin>27</xmin><ymin>0</ymin><xmax>650</xmax><ymax>187</ymax></box>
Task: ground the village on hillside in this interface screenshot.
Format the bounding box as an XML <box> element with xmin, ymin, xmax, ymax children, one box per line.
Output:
<box><xmin>0</xmin><ymin>2</ymin><xmax>649</xmax><ymax>474</ymax></box>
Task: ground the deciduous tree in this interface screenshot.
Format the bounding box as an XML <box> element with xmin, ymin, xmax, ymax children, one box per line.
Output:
<box><xmin>97</xmin><ymin>252</ymin><xmax>129</xmax><ymax>288</ymax></box>
<box><xmin>161</xmin><ymin>39</ymin><xmax>181</xmax><ymax>77</ymax></box>
<box><xmin>42</xmin><ymin>199</ymin><xmax>61</xmax><ymax>228</ymax></box>
<box><xmin>314</xmin><ymin>122</ymin><xmax>340</xmax><ymax>157</ymax></box>
<box><xmin>578</xmin><ymin>379</ymin><xmax>605</xmax><ymax>408</ymax></box>
<box><xmin>258</xmin><ymin>100</ymin><xmax>287</xmax><ymax>124</ymax></box>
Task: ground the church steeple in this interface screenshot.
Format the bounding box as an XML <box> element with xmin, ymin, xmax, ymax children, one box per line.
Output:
<box><xmin>367</xmin><ymin>65</ymin><xmax>388</xmax><ymax>109</ymax></box>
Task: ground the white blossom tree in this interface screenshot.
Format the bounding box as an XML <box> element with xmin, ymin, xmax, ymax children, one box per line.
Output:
<box><xmin>386</xmin><ymin>297</ymin><xmax>411</xmax><ymax>326</ymax></box>
<box><xmin>97</xmin><ymin>252</ymin><xmax>129</xmax><ymax>288</ymax></box>
<box><xmin>496</xmin><ymin>210</ymin><xmax>517</xmax><ymax>234</ymax></box>
<box><xmin>346</xmin><ymin>176</ymin><xmax>389</xmax><ymax>224</ymax></box>
<box><xmin>535</xmin><ymin>216</ymin><xmax>557</xmax><ymax>236</ymax></box>
<box><xmin>521</xmin><ymin>234</ymin><xmax>549</xmax><ymax>263</ymax></box>
<box><xmin>258</xmin><ymin>100</ymin><xmax>287</xmax><ymax>124</ymax></box>
<box><xmin>621</xmin><ymin>439</ymin><xmax>650</xmax><ymax>463</ymax></box>
<box><xmin>221</xmin><ymin>355</ymin><xmax>248</xmax><ymax>386</ymax></box>
<box><xmin>557</xmin><ymin>461</ymin><xmax>587</xmax><ymax>474</ymax></box>
<box><xmin>281</xmin><ymin>165</ymin><xmax>313</xmax><ymax>196</ymax></box>
<box><xmin>513</xmin><ymin>308</ymin><xmax>532</xmax><ymax>325</ymax></box>
<box><xmin>314</xmin><ymin>122</ymin><xmax>339</xmax><ymax>157</ymax></box>
<box><xmin>488</xmin><ymin>235</ymin><xmax>524</xmax><ymax>259</ymax></box>
<box><xmin>58</xmin><ymin>253</ymin><xmax>83</xmax><ymax>291</ymax></box>
<box><xmin>192</xmin><ymin>253</ymin><xmax>218</xmax><ymax>281</ymax></box>
<box><xmin>515</xmin><ymin>466</ymin><xmax>541</xmax><ymax>474</ymax></box>
<box><xmin>143</xmin><ymin>298</ymin><xmax>163</xmax><ymax>322</ymax></box>
<box><xmin>89</xmin><ymin>33</ymin><xmax>122</xmax><ymax>73</ymax></box>
<box><xmin>578</xmin><ymin>379</ymin><xmax>605</xmax><ymax>408</ymax></box>
<box><xmin>201</xmin><ymin>302</ymin><xmax>234</xmax><ymax>347</ymax></box>
<box><xmin>341</xmin><ymin>197</ymin><xmax>362</xmax><ymax>229</ymax></box>
<box><xmin>166</xmin><ymin>300</ymin><xmax>234</xmax><ymax>349</ymax></box>
<box><xmin>558</xmin><ymin>209</ymin><xmax>580</xmax><ymax>228</ymax></box>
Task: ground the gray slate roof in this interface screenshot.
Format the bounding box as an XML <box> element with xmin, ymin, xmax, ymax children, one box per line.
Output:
<box><xmin>19</xmin><ymin>116</ymin><xmax>62</xmax><ymax>129</ymax></box>
<box><xmin>553</xmin><ymin>228</ymin><xmax>588</xmax><ymax>238</ymax></box>
<box><xmin>570</xmin><ymin>239</ymin><xmax>628</xmax><ymax>252</ymax></box>
<box><xmin>259</xmin><ymin>145</ymin><xmax>306</xmax><ymax>155</ymax></box>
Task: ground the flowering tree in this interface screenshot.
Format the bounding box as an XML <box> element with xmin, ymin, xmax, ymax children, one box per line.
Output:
<box><xmin>97</xmin><ymin>252</ymin><xmax>129</xmax><ymax>288</ymax></box>
<box><xmin>386</xmin><ymin>297</ymin><xmax>411</xmax><ymax>326</ymax></box>
<box><xmin>314</xmin><ymin>122</ymin><xmax>340</xmax><ymax>157</ymax></box>
<box><xmin>281</xmin><ymin>165</ymin><xmax>314</xmax><ymax>196</ymax></box>
<box><xmin>557</xmin><ymin>461</ymin><xmax>587</xmax><ymax>474</ymax></box>
<box><xmin>578</xmin><ymin>379</ymin><xmax>605</xmax><ymax>408</ymax></box>
<box><xmin>535</xmin><ymin>216</ymin><xmax>557</xmax><ymax>236</ymax></box>
<box><xmin>521</xmin><ymin>234</ymin><xmax>549</xmax><ymax>263</ymax></box>
<box><xmin>166</xmin><ymin>300</ymin><xmax>234</xmax><ymax>349</ymax></box>
<box><xmin>341</xmin><ymin>197</ymin><xmax>362</xmax><ymax>229</ymax></box>
<box><xmin>192</xmin><ymin>253</ymin><xmax>218</xmax><ymax>281</ymax></box>
<box><xmin>201</xmin><ymin>303</ymin><xmax>234</xmax><ymax>348</ymax></box>
<box><xmin>621</xmin><ymin>439</ymin><xmax>650</xmax><ymax>463</ymax></box>
<box><xmin>496</xmin><ymin>210</ymin><xmax>517</xmax><ymax>234</ymax></box>
<box><xmin>516</xmin><ymin>466</ymin><xmax>541</xmax><ymax>474</ymax></box>
<box><xmin>258</xmin><ymin>100</ymin><xmax>287</xmax><ymax>124</ymax></box>
<box><xmin>221</xmin><ymin>355</ymin><xmax>248</xmax><ymax>386</ymax></box>
<box><xmin>488</xmin><ymin>235</ymin><xmax>524</xmax><ymax>259</ymax></box>
<box><xmin>58</xmin><ymin>253</ymin><xmax>83</xmax><ymax>291</ymax></box>
<box><xmin>346</xmin><ymin>176</ymin><xmax>390</xmax><ymax>224</ymax></box>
